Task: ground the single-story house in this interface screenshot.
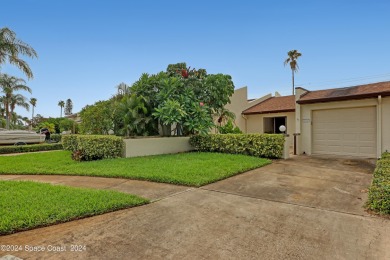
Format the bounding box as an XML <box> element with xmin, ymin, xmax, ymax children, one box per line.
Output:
<box><xmin>228</xmin><ymin>81</ymin><xmax>390</xmax><ymax>158</ymax></box>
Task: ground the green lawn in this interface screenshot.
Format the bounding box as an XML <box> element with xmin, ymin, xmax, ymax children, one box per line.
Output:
<box><xmin>0</xmin><ymin>151</ymin><xmax>270</xmax><ymax>186</ymax></box>
<box><xmin>0</xmin><ymin>181</ymin><xmax>148</xmax><ymax>235</ymax></box>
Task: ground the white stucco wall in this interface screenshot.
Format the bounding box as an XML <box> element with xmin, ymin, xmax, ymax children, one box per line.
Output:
<box><xmin>298</xmin><ymin>97</ymin><xmax>389</xmax><ymax>158</ymax></box>
<box><xmin>245</xmin><ymin>112</ymin><xmax>295</xmax><ymax>147</ymax></box>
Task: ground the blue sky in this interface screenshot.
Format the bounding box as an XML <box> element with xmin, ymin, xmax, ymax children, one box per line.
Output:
<box><xmin>2</xmin><ymin>0</ymin><xmax>390</xmax><ymax>118</ymax></box>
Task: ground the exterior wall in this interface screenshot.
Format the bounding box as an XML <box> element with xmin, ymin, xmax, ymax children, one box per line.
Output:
<box><xmin>124</xmin><ymin>137</ymin><xmax>193</xmax><ymax>158</ymax></box>
<box><xmin>224</xmin><ymin>87</ymin><xmax>249</xmax><ymax>132</ymax></box>
<box><xmin>298</xmin><ymin>98</ymin><xmax>388</xmax><ymax>158</ymax></box>
<box><xmin>245</xmin><ymin>112</ymin><xmax>295</xmax><ymax>147</ymax></box>
<box><xmin>381</xmin><ymin>97</ymin><xmax>390</xmax><ymax>153</ymax></box>
<box><xmin>223</xmin><ymin>87</ymin><xmax>272</xmax><ymax>133</ymax></box>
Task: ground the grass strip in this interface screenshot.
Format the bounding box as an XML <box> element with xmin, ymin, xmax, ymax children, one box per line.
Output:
<box><xmin>0</xmin><ymin>151</ymin><xmax>271</xmax><ymax>186</ymax></box>
<box><xmin>0</xmin><ymin>181</ymin><xmax>149</xmax><ymax>235</ymax></box>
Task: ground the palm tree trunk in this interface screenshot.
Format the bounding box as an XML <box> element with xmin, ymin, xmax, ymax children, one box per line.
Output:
<box><xmin>292</xmin><ymin>70</ymin><xmax>295</xmax><ymax>95</ymax></box>
<box><xmin>60</xmin><ymin>107</ymin><xmax>62</xmax><ymax>117</ymax></box>
<box><xmin>5</xmin><ymin>109</ymin><xmax>10</xmax><ymax>129</ymax></box>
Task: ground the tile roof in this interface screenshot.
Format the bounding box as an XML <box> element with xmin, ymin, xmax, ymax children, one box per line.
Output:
<box><xmin>242</xmin><ymin>95</ymin><xmax>296</xmax><ymax>115</ymax></box>
<box><xmin>297</xmin><ymin>81</ymin><xmax>390</xmax><ymax>104</ymax></box>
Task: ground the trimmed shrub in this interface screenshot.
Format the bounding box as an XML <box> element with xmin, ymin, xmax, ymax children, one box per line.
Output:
<box><xmin>62</xmin><ymin>135</ymin><xmax>78</xmax><ymax>151</ymax></box>
<box><xmin>50</xmin><ymin>134</ymin><xmax>62</xmax><ymax>143</ymax></box>
<box><xmin>367</xmin><ymin>152</ymin><xmax>390</xmax><ymax>215</ymax></box>
<box><xmin>63</xmin><ymin>135</ymin><xmax>124</xmax><ymax>161</ymax></box>
<box><xmin>189</xmin><ymin>134</ymin><xmax>285</xmax><ymax>158</ymax></box>
<box><xmin>0</xmin><ymin>143</ymin><xmax>63</xmax><ymax>155</ymax></box>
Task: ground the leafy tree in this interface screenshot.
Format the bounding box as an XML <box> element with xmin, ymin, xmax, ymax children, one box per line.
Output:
<box><xmin>0</xmin><ymin>27</ymin><xmax>38</xmax><ymax>79</ymax></box>
<box><xmin>65</xmin><ymin>98</ymin><xmax>73</xmax><ymax>115</ymax></box>
<box><xmin>30</xmin><ymin>97</ymin><xmax>37</xmax><ymax>121</ymax></box>
<box><xmin>284</xmin><ymin>50</ymin><xmax>302</xmax><ymax>95</ymax></box>
<box><xmin>31</xmin><ymin>114</ymin><xmax>45</xmax><ymax>129</ymax></box>
<box><xmin>79</xmin><ymin>100</ymin><xmax>113</xmax><ymax>135</ymax></box>
<box><xmin>0</xmin><ymin>74</ymin><xmax>32</xmax><ymax>129</ymax></box>
<box><xmin>131</xmin><ymin>63</ymin><xmax>235</xmax><ymax>136</ymax></box>
<box><xmin>42</xmin><ymin>117</ymin><xmax>75</xmax><ymax>133</ymax></box>
<box><xmin>59</xmin><ymin>118</ymin><xmax>74</xmax><ymax>133</ymax></box>
<box><xmin>58</xmin><ymin>100</ymin><xmax>65</xmax><ymax>117</ymax></box>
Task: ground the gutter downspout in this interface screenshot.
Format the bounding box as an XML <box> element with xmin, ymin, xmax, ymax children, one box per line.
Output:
<box><xmin>377</xmin><ymin>95</ymin><xmax>382</xmax><ymax>158</ymax></box>
<box><xmin>242</xmin><ymin>114</ymin><xmax>248</xmax><ymax>133</ymax></box>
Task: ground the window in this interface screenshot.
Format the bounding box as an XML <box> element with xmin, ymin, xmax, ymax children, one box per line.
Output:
<box><xmin>263</xmin><ymin>117</ymin><xmax>286</xmax><ymax>134</ymax></box>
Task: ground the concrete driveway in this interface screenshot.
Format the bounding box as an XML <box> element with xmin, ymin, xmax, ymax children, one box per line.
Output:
<box><xmin>1</xmin><ymin>156</ymin><xmax>389</xmax><ymax>260</ymax></box>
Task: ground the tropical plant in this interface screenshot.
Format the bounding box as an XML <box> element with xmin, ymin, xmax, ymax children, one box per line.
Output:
<box><xmin>65</xmin><ymin>98</ymin><xmax>73</xmax><ymax>115</ymax></box>
<box><xmin>217</xmin><ymin>119</ymin><xmax>242</xmax><ymax>134</ymax></box>
<box><xmin>30</xmin><ymin>97</ymin><xmax>37</xmax><ymax>121</ymax></box>
<box><xmin>0</xmin><ymin>27</ymin><xmax>38</xmax><ymax>79</ymax></box>
<box><xmin>58</xmin><ymin>100</ymin><xmax>65</xmax><ymax>117</ymax></box>
<box><xmin>215</xmin><ymin>107</ymin><xmax>236</xmax><ymax>127</ymax></box>
<box><xmin>38</xmin><ymin>122</ymin><xmax>55</xmax><ymax>133</ymax></box>
<box><xmin>117</xmin><ymin>94</ymin><xmax>153</xmax><ymax>136</ymax></box>
<box><xmin>284</xmin><ymin>50</ymin><xmax>302</xmax><ymax>95</ymax></box>
<box><xmin>0</xmin><ymin>74</ymin><xmax>32</xmax><ymax>129</ymax></box>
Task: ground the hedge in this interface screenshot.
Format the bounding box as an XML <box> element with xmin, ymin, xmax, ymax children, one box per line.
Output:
<box><xmin>62</xmin><ymin>135</ymin><xmax>124</xmax><ymax>161</ymax></box>
<box><xmin>0</xmin><ymin>143</ymin><xmax>63</xmax><ymax>155</ymax></box>
<box><xmin>189</xmin><ymin>134</ymin><xmax>285</xmax><ymax>158</ymax></box>
<box><xmin>62</xmin><ymin>135</ymin><xmax>78</xmax><ymax>151</ymax></box>
<box><xmin>366</xmin><ymin>152</ymin><xmax>390</xmax><ymax>215</ymax></box>
<box><xmin>50</xmin><ymin>134</ymin><xmax>62</xmax><ymax>143</ymax></box>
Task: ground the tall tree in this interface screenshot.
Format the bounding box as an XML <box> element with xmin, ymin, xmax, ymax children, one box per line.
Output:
<box><xmin>58</xmin><ymin>100</ymin><xmax>65</xmax><ymax>117</ymax></box>
<box><xmin>284</xmin><ymin>50</ymin><xmax>302</xmax><ymax>95</ymax></box>
<box><xmin>116</xmin><ymin>82</ymin><xmax>130</xmax><ymax>96</ymax></box>
<box><xmin>0</xmin><ymin>74</ymin><xmax>32</xmax><ymax>129</ymax></box>
<box><xmin>30</xmin><ymin>97</ymin><xmax>37</xmax><ymax>121</ymax></box>
<box><xmin>0</xmin><ymin>27</ymin><xmax>38</xmax><ymax>79</ymax></box>
<box><xmin>10</xmin><ymin>94</ymin><xmax>30</xmax><ymax>115</ymax></box>
<box><xmin>64</xmin><ymin>98</ymin><xmax>73</xmax><ymax>115</ymax></box>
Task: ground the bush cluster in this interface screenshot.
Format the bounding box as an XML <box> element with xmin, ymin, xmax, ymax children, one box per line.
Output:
<box><xmin>189</xmin><ymin>134</ymin><xmax>285</xmax><ymax>158</ymax></box>
<box><xmin>62</xmin><ymin>135</ymin><xmax>124</xmax><ymax>161</ymax></box>
<box><xmin>0</xmin><ymin>143</ymin><xmax>63</xmax><ymax>155</ymax></box>
<box><xmin>50</xmin><ymin>134</ymin><xmax>62</xmax><ymax>143</ymax></box>
<box><xmin>367</xmin><ymin>152</ymin><xmax>390</xmax><ymax>214</ymax></box>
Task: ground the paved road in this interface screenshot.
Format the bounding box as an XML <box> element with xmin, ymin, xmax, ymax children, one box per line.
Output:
<box><xmin>1</xmin><ymin>156</ymin><xmax>389</xmax><ymax>260</ymax></box>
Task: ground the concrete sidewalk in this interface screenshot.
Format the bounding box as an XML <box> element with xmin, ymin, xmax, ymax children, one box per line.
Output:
<box><xmin>0</xmin><ymin>175</ymin><xmax>190</xmax><ymax>201</ymax></box>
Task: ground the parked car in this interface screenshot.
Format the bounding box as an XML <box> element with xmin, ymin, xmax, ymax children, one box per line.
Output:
<box><xmin>0</xmin><ymin>128</ymin><xmax>46</xmax><ymax>145</ymax></box>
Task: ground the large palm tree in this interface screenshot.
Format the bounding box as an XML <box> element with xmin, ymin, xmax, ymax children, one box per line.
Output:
<box><xmin>30</xmin><ymin>97</ymin><xmax>37</xmax><ymax>121</ymax></box>
<box><xmin>0</xmin><ymin>74</ymin><xmax>32</xmax><ymax>129</ymax></box>
<box><xmin>58</xmin><ymin>100</ymin><xmax>65</xmax><ymax>117</ymax></box>
<box><xmin>0</xmin><ymin>27</ymin><xmax>38</xmax><ymax>79</ymax></box>
<box><xmin>10</xmin><ymin>94</ymin><xmax>30</xmax><ymax>114</ymax></box>
<box><xmin>284</xmin><ymin>50</ymin><xmax>302</xmax><ymax>95</ymax></box>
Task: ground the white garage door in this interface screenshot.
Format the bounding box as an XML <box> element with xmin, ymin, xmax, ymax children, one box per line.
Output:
<box><xmin>312</xmin><ymin>107</ymin><xmax>376</xmax><ymax>157</ymax></box>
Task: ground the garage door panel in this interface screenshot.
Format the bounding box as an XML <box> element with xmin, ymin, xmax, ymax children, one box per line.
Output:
<box><xmin>312</xmin><ymin>107</ymin><xmax>376</xmax><ymax>157</ymax></box>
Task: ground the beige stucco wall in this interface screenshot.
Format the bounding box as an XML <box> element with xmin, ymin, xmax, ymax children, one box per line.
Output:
<box><xmin>224</xmin><ymin>87</ymin><xmax>250</xmax><ymax>132</ymax></box>
<box><xmin>245</xmin><ymin>112</ymin><xmax>295</xmax><ymax>147</ymax></box>
<box><xmin>298</xmin><ymin>97</ymin><xmax>389</xmax><ymax>158</ymax></box>
<box><xmin>123</xmin><ymin>137</ymin><xmax>193</xmax><ymax>157</ymax></box>
<box><xmin>381</xmin><ymin>97</ymin><xmax>390</xmax><ymax>153</ymax></box>
<box><xmin>221</xmin><ymin>87</ymin><xmax>272</xmax><ymax>133</ymax></box>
